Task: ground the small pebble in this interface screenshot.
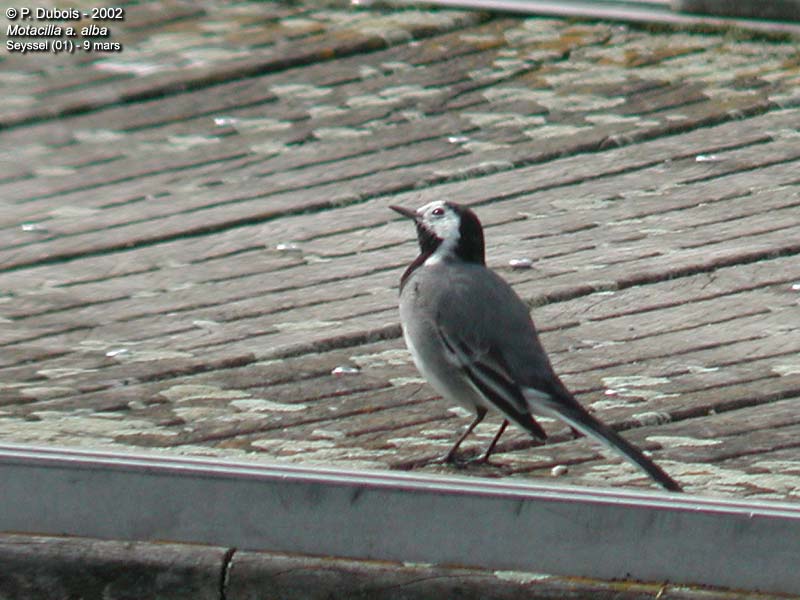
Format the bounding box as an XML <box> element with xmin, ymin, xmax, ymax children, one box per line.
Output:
<box><xmin>551</xmin><ymin>465</ymin><xmax>568</xmax><ymax>477</ymax></box>
<box><xmin>331</xmin><ymin>365</ymin><xmax>360</xmax><ymax>376</ymax></box>
<box><xmin>695</xmin><ymin>154</ymin><xmax>720</xmax><ymax>162</ymax></box>
<box><xmin>105</xmin><ymin>348</ymin><xmax>130</xmax><ymax>358</ymax></box>
<box><xmin>632</xmin><ymin>411</ymin><xmax>672</xmax><ymax>427</ymax></box>
<box><xmin>275</xmin><ymin>242</ymin><xmax>301</xmax><ymax>252</ymax></box>
<box><xmin>508</xmin><ymin>258</ymin><xmax>534</xmax><ymax>269</ymax></box>
<box><xmin>21</xmin><ymin>223</ymin><xmax>48</xmax><ymax>233</ymax></box>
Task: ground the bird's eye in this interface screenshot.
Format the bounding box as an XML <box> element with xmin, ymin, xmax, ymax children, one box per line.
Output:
<box><xmin>432</xmin><ymin>207</ymin><xmax>445</xmax><ymax>216</ymax></box>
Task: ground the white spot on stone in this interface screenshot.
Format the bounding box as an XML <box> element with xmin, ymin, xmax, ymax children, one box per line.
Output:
<box><xmin>384</xmin><ymin>85</ymin><xmax>440</xmax><ymax>100</ymax></box>
<box><xmin>37</xmin><ymin>367</ymin><xmax>97</xmax><ymax>379</ymax></box>
<box><xmin>687</xmin><ymin>364</ymin><xmax>720</xmax><ymax>374</ymax></box>
<box><xmin>601</xmin><ymin>375</ymin><xmax>674</xmax><ymax>401</ymax></box>
<box><xmin>304</xmin><ymin>254</ymin><xmax>333</xmax><ymax>264</ymax></box>
<box><xmin>72</xmin><ymin>129</ymin><xmax>125</xmax><ymax>143</ymax></box>
<box><xmin>105</xmin><ymin>348</ymin><xmax>130</xmax><ymax>358</ymax></box>
<box><xmin>230</xmin><ymin>399</ymin><xmax>307</xmax><ymax>412</ymax></box>
<box><xmin>750</xmin><ymin>460</ymin><xmax>800</xmax><ymax>475</ymax></box>
<box><xmin>448</xmin><ymin>406</ymin><xmax>473</xmax><ymax>418</ymax></box>
<box><xmin>584</xmin><ymin>339</ymin><xmax>622</xmax><ymax>349</ymax></box>
<box><xmin>274</xmin><ymin>320</ymin><xmax>341</xmax><ymax>332</ymax></box>
<box><xmin>494</xmin><ymin>571</ymin><xmax>552</xmax><ymax>584</ymax></box>
<box><xmin>464</xmin><ymin>112</ymin><xmax>546</xmax><ymax>129</ymax></box>
<box><xmin>647</xmin><ymin>435</ymin><xmax>721</xmax><ymax>448</ymax></box>
<box><xmin>590</xmin><ymin>399</ymin><xmax>637</xmax><ymax>410</ymax></box>
<box><xmin>49</xmin><ymin>206</ymin><xmax>100</xmax><ymax>218</ymax></box>
<box><xmin>463</xmin><ymin>141</ymin><xmax>511</xmax><ymax>153</ymax></box>
<box><xmin>167</xmin><ymin>135</ymin><xmax>220</xmax><ymax>150</ymax></box>
<box><xmin>695</xmin><ymin>154</ymin><xmax>721</xmax><ymax>162</ymax></box>
<box><xmin>773</xmin><ymin>364</ymin><xmax>800</xmax><ymax>376</ymax></box>
<box><xmin>632</xmin><ymin>411</ymin><xmax>672</xmax><ymax>427</ymax></box>
<box><xmin>381</xmin><ymin>61</ymin><xmax>413</xmax><ymax>73</ymax></box>
<box><xmin>351</xmin><ymin>349</ymin><xmax>411</xmax><ymax>369</ymax></box>
<box><xmin>270</xmin><ymin>83</ymin><xmax>331</xmax><ymax>99</ymax></box>
<box><xmin>345</xmin><ymin>94</ymin><xmax>392</xmax><ymax>109</ymax></box>
<box><xmin>279</xmin><ymin>17</ymin><xmax>319</xmax><ymax>29</ymax></box>
<box><xmin>250</xmin><ymin>141</ymin><xmax>288</xmax><ymax>156</ymax></box>
<box><xmin>331</xmin><ymin>365</ymin><xmax>361</xmax><ymax>376</ymax></box>
<box><xmin>77</xmin><ymin>339</ymin><xmax>118</xmax><ymax>352</ymax></box>
<box><xmin>551</xmin><ymin>464</ymin><xmax>569</xmax><ymax>477</ymax></box>
<box><xmin>389</xmin><ymin>377</ymin><xmax>426</xmax><ymax>387</ymax></box>
<box><xmin>311</xmin><ymin>429</ymin><xmax>346</xmax><ymax>440</ymax></box>
<box><xmin>420</xmin><ymin>428</ymin><xmax>457</xmax><ymax>437</ymax></box>
<box><xmin>116</xmin><ymin>349</ymin><xmax>193</xmax><ymax>362</ymax></box>
<box><xmin>20</xmin><ymin>386</ymin><xmax>74</xmax><ymax>399</ymax></box>
<box><xmin>358</xmin><ymin>64</ymin><xmax>380</xmax><ymax>78</ymax></box>
<box><xmin>584</xmin><ymin>114</ymin><xmax>643</xmax><ymax>125</ymax></box>
<box><xmin>433</xmin><ymin>160</ymin><xmax>513</xmax><ymax>181</ymax></box>
<box><xmin>21</xmin><ymin>222</ymin><xmax>48</xmax><ymax>233</ymax></box>
<box><xmin>602</xmin><ymin>375</ymin><xmax>670</xmax><ymax>388</ymax></box>
<box><xmin>524</xmin><ymin>124</ymin><xmax>593</xmax><ymax>140</ymax></box>
<box><xmin>308</xmin><ymin>105</ymin><xmax>347</xmax><ymax>119</ymax></box>
<box><xmin>275</xmin><ymin>242</ymin><xmax>301</xmax><ymax>252</ymax></box>
<box><xmin>232</xmin><ymin>117</ymin><xmax>292</xmax><ymax>133</ymax></box>
<box><xmin>313</xmin><ymin>127</ymin><xmax>370</xmax><ymax>140</ymax></box>
<box><xmin>482</xmin><ymin>86</ymin><xmax>542</xmax><ymax>103</ymax></box>
<box><xmin>508</xmin><ymin>257</ymin><xmax>534</xmax><ymax>269</ymax></box>
<box><xmin>387</xmin><ymin>436</ymin><xmax>451</xmax><ymax>447</ymax></box>
<box><xmin>459</xmin><ymin>32</ymin><xmax>500</xmax><ymax>44</ymax></box>
<box><xmin>160</xmin><ymin>384</ymin><xmax>247</xmax><ymax>402</ymax></box>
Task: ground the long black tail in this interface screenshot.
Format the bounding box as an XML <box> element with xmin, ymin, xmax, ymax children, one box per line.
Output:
<box><xmin>535</xmin><ymin>390</ymin><xmax>682</xmax><ymax>492</ymax></box>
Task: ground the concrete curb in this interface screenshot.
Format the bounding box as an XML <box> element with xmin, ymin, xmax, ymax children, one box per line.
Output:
<box><xmin>0</xmin><ymin>534</ymin><xmax>788</xmax><ymax>600</ymax></box>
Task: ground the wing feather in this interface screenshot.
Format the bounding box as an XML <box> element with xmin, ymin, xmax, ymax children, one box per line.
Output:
<box><xmin>437</xmin><ymin>325</ymin><xmax>547</xmax><ymax>441</ymax></box>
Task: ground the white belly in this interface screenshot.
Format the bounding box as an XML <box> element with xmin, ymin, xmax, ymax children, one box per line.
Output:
<box><xmin>400</xmin><ymin>299</ymin><xmax>486</xmax><ymax>414</ymax></box>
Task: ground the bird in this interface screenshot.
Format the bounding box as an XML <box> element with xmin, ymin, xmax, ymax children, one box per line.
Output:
<box><xmin>390</xmin><ymin>200</ymin><xmax>682</xmax><ymax>492</ymax></box>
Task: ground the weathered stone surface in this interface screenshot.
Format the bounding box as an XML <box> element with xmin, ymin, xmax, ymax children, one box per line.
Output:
<box><xmin>0</xmin><ymin>0</ymin><xmax>799</xmax><ymax>500</ymax></box>
<box><xmin>225</xmin><ymin>550</ymin><xmax>787</xmax><ymax>600</ymax></box>
<box><xmin>0</xmin><ymin>534</ymin><xmax>226</xmax><ymax>600</ymax></box>
<box><xmin>0</xmin><ymin>536</ymin><xmax>787</xmax><ymax>600</ymax></box>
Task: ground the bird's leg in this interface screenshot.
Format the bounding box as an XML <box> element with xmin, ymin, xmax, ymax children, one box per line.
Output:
<box><xmin>478</xmin><ymin>419</ymin><xmax>508</xmax><ymax>463</ymax></box>
<box><xmin>443</xmin><ymin>407</ymin><xmax>486</xmax><ymax>465</ymax></box>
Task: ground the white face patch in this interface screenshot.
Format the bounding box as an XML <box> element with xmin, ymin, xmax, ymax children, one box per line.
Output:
<box><xmin>416</xmin><ymin>201</ymin><xmax>461</xmax><ymax>264</ymax></box>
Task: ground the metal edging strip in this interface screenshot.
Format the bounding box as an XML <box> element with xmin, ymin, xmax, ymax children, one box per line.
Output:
<box><xmin>1</xmin><ymin>443</ymin><xmax>799</xmax><ymax>594</ymax></box>
<box><xmin>382</xmin><ymin>0</ymin><xmax>800</xmax><ymax>35</ymax></box>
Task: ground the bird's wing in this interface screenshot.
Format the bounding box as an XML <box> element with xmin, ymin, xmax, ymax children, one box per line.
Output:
<box><xmin>435</xmin><ymin>322</ymin><xmax>548</xmax><ymax>441</ymax></box>
<box><xmin>433</xmin><ymin>265</ymin><xmax>563</xmax><ymax>396</ymax></box>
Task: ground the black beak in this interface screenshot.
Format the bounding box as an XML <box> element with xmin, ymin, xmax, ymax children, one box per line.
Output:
<box><xmin>389</xmin><ymin>205</ymin><xmax>418</xmax><ymax>221</ymax></box>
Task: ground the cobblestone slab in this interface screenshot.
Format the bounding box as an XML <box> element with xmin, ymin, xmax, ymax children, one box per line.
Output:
<box><xmin>0</xmin><ymin>0</ymin><xmax>799</xmax><ymax>499</ymax></box>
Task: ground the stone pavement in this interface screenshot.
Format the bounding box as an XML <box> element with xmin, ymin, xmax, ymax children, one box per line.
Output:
<box><xmin>1</xmin><ymin>0</ymin><xmax>800</xmax><ymax>596</ymax></box>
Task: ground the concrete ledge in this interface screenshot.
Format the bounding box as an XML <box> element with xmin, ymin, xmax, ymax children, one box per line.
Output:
<box><xmin>0</xmin><ymin>534</ymin><xmax>788</xmax><ymax>600</ymax></box>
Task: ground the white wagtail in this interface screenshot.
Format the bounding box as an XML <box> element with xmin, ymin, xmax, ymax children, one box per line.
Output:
<box><xmin>390</xmin><ymin>201</ymin><xmax>682</xmax><ymax>492</ymax></box>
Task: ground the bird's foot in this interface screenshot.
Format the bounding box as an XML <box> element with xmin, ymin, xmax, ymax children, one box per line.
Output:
<box><xmin>442</xmin><ymin>451</ymin><xmax>507</xmax><ymax>470</ymax></box>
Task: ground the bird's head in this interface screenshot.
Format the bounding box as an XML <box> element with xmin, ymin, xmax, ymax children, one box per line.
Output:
<box><xmin>390</xmin><ymin>200</ymin><xmax>485</xmax><ymax>265</ymax></box>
